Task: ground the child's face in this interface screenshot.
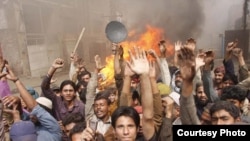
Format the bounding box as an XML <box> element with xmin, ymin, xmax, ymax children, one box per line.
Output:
<box><xmin>109</xmin><ymin>93</ymin><xmax>116</xmax><ymax>103</ymax></box>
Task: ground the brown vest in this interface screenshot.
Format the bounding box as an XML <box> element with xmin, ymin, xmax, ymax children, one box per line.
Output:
<box><xmin>104</xmin><ymin>125</ymin><xmax>116</xmax><ymax>141</ymax></box>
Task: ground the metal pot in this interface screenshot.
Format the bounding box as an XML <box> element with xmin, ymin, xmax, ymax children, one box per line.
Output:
<box><xmin>105</xmin><ymin>21</ymin><xmax>128</xmax><ymax>43</ymax></box>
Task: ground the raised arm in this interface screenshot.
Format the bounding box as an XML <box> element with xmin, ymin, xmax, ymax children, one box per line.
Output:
<box><xmin>177</xmin><ymin>47</ymin><xmax>200</xmax><ymax>124</ymax></box>
<box><xmin>224</xmin><ymin>41</ymin><xmax>237</xmax><ymax>62</ymax></box>
<box><xmin>72</xmin><ymin>59</ymin><xmax>85</xmax><ymax>83</ymax></box>
<box><xmin>114</xmin><ymin>44</ymin><xmax>125</xmax><ymax>104</ymax></box>
<box><xmin>148</xmin><ymin>49</ymin><xmax>171</xmax><ymax>86</ymax></box>
<box><xmin>202</xmin><ymin>51</ymin><xmax>219</xmax><ymax>102</ymax></box>
<box><xmin>232</xmin><ymin>47</ymin><xmax>249</xmax><ymax>81</ymax></box>
<box><xmin>191</xmin><ymin>52</ymin><xmax>206</xmax><ymax>95</ymax></box>
<box><xmin>173</xmin><ymin>41</ymin><xmax>182</xmax><ymax>67</ymax></box>
<box><xmin>31</xmin><ymin>105</ymin><xmax>62</xmax><ymax>136</ymax></box>
<box><xmin>119</xmin><ymin>63</ymin><xmax>134</xmax><ymax>106</ymax></box>
<box><xmin>69</xmin><ymin>52</ymin><xmax>80</xmax><ymax>80</ymax></box>
<box><xmin>85</xmin><ymin>55</ymin><xmax>104</xmax><ymax>120</ymax></box>
<box><xmin>114</xmin><ymin>44</ymin><xmax>124</xmax><ymax>75</ymax></box>
<box><xmin>223</xmin><ymin>41</ymin><xmax>238</xmax><ymax>78</ymax></box>
<box><xmin>149</xmin><ymin>60</ymin><xmax>163</xmax><ymax>132</ymax></box>
<box><xmin>41</xmin><ymin>58</ymin><xmax>64</xmax><ymax>100</ymax></box>
<box><xmin>5</xmin><ymin>64</ymin><xmax>37</xmax><ymax>111</ymax></box>
<box><xmin>127</xmin><ymin>47</ymin><xmax>155</xmax><ymax>140</ymax></box>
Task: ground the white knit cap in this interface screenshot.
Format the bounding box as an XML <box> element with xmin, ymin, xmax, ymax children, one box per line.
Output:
<box><xmin>36</xmin><ymin>97</ymin><xmax>52</xmax><ymax>110</ymax></box>
<box><xmin>169</xmin><ymin>91</ymin><xmax>180</xmax><ymax>106</ymax></box>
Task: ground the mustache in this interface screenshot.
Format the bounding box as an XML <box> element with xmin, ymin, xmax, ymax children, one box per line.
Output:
<box><xmin>175</xmin><ymin>80</ymin><xmax>181</xmax><ymax>82</ymax></box>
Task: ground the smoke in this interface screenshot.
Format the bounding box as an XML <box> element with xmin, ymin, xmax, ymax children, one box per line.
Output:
<box><xmin>116</xmin><ymin>0</ymin><xmax>204</xmax><ymax>42</ymax></box>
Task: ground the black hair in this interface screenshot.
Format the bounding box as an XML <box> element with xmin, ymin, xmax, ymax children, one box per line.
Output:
<box><xmin>62</xmin><ymin>113</ymin><xmax>85</xmax><ymax>126</ymax></box>
<box><xmin>194</xmin><ymin>81</ymin><xmax>209</xmax><ymax>106</ymax></box>
<box><xmin>168</xmin><ymin>66</ymin><xmax>179</xmax><ymax>78</ymax></box>
<box><xmin>220</xmin><ymin>85</ymin><xmax>247</xmax><ymax>103</ymax></box>
<box><xmin>210</xmin><ymin>101</ymin><xmax>240</xmax><ymax>119</ymax></box>
<box><xmin>75</xmin><ymin>81</ymin><xmax>88</xmax><ymax>104</ymax></box>
<box><xmin>94</xmin><ymin>90</ymin><xmax>112</xmax><ymax>105</ymax></box>
<box><xmin>158</xmin><ymin>40</ymin><xmax>166</xmax><ymax>46</ymax></box>
<box><xmin>77</xmin><ymin>70</ymin><xmax>91</xmax><ymax>82</ymax></box>
<box><xmin>195</xmin><ymin>81</ymin><xmax>203</xmax><ymax>93</ymax></box>
<box><xmin>111</xmin><ymin>106</ymin><xmax>140</xmax><ymax>129</ymax></box>
<box><xmin>132</xmin><ymin>90</ymin><xmax>141</xmax><ymax>103</ymax></box>
<box><xmin>101</xmin><ymin>87</ymin><xmax>117</xmax><ymax>98</ymax></box>
<box><xmin>222</xmin><ymin>74</ymin><xmax>238</xmax><ymax>85</ymax></box>
<box><xmin>69</xmin><ymin>122</ymin><xmax>86</xmax><ymax>139</ymax></box>
<box><xmin>70</xmin><ymin>129</ymin><xmax>105</xmax><ymax>141</ymax></box>
<box><xmin>156</xmin><ymin>78</ymin><xmax>163</xmax><ymax>83</ymax></box>
<box><xmin>79</xmin><ymin>88</ymin><xmax>87</xmax><ymax>104</ymax></box>
<box><xmin>131</xmin><ymin>74</ymin><xmax>140</xmax><ymax>81</ymax></box>
<box><xmin>60</xmin><ymin>80</ymin><xmax>77</xmax><ymax>92</ymax></box>
<box><xmin>76</xmin><ymin>81</ymin><xmax>88</xmax><ymax>90</ymax></box>
<box><xmin>247</xmin><ymin>89</ymin><xmax>250</xmax><ymax>101</ymax></box>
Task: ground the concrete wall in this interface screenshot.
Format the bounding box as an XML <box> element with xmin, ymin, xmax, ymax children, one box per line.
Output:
<box><xmin>3</xmin><ymin>0</ymin><xmax>110</xmax><ymax>77</ymax></box>
<box><xmin>0</xmin><ymin>0</ymin><xmax>30</xmax><ymax>76</ymax></box>
<box><xmin>6</xmin><ymin>0</ymin><xmax>244</xmax><ymax>78</ymax></box>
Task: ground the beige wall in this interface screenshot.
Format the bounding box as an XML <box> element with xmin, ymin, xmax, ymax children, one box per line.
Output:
<box><xmin>0</xmin><ymin>0</ymin><xmax>30</xmax><ymax>76</ymax></box>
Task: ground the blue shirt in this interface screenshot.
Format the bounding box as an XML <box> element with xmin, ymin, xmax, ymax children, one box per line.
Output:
<box><xmin>31</xmin><ymin>105</ymin><xmax>62</xmax><ymax>141</ymax></box>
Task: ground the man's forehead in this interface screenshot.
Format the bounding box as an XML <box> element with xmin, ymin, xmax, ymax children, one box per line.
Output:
<box><xmin>94</xmin><ymin>98</ymin><xmax>108</xmax><ymax>104</ymax></box>
<box><xmin>226</xmin><ymin>99</ymin><xmax>239</xmax><ymax>103</ymax></box>
<box><xmin>116</xmin><ymin>116</ymin><xmax>135</xmax><ymax>125</ymax></box>
<box><xmin>212</xmin><ymin>109</ymin><xmax>231</xmax><ymax>117</ymax></box>
<box><xmin>215</xmin><ymin>72</ymin><xmax>224</xmax><ymax>75</ymax></box>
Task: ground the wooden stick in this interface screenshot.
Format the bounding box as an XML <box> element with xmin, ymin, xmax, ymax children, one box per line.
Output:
<box><xmin>73</xmin><ymin>27</ymin><xmax>85</xmax><ymax>53</ymax></box>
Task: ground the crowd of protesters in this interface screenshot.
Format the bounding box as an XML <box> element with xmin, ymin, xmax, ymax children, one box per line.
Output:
<box><xmin>0</xmin><ymin>37</ymin><xmax>250</xmax><ymax>141</ymax></box>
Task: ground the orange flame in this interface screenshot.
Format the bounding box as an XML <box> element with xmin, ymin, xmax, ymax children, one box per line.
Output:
<box><xmin>99</xmin><ymin>55</ymin><xmax>115</xmax><ymax>87</ymax></box>
<box><xmin>100</xmin><ymin>25</ymin><xmax>174</xmax><ymax>87</ymax></box>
